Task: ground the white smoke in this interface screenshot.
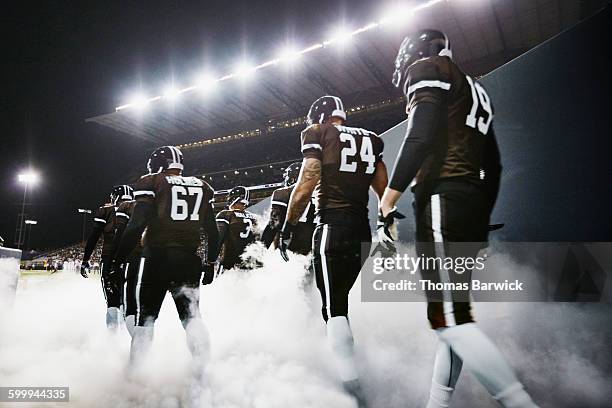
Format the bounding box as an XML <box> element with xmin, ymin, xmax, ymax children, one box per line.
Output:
<box><xmin>0</xmin><ymin>250</ymin><xmax>610</xmax><ymax>407</ymax></box>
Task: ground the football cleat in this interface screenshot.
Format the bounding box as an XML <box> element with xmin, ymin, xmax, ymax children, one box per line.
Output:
<box><xmin>306</xmin><ymin>95</ymin><xmax>346</xmax><ymax>126</ymax></box>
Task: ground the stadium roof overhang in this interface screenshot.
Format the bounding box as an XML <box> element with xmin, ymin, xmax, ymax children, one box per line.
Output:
<box><xmin>86</xmin><ymin>0</ymin><xmax>583</xmax><ymax>144</ymax></box>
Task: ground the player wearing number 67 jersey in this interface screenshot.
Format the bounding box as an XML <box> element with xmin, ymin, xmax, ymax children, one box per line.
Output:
<box><xmin>114</xmin><ymin>145</ymin><xmax>220</xmax><ymax>371</ymax></box>
<box><xmin>380</xmin><ymin>30</ymin><xmax>538</xmax><ymax>408</ymax></box>
<box><xmin>280</xmin><ymin>95</ymin><xmax>388</xmax><ymax>407</ymax></box>
<box><xmin>215</xmin><ymin>186</ymin><xmax>258</xmax><ymax>271</ymax></box>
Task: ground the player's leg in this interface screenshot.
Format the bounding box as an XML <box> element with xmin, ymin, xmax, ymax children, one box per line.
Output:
<box><xmin>130</xmin><ymin>250</ymin><xmax>167</xmax><ymax>366</ymax></box>
<box><xmin>100</xmin><ymin>256</ymin><xmax>123</xmax><ymax>329</ymax></box>
<box><xmin>168</xmin><ymin>248</ymin><xmax>211</xmax><ymax>370</ymax></box>
<box><xmin>123</xmin><ymin>258</ymin><xmax>139</xmax><ymax>338</ymax></box>
<box><xmin>420</xmin><ymin>186</ymin><xmax>538</xmax><ymax>408</ymax></box>
<box><xmin>313</xmin><ymin>222</ymin><xmax>367</xmax><ymax>406</ymax></box>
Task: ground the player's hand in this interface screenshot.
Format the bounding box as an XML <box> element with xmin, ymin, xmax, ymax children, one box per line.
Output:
<box><xmin>80</xmin><ymin>261</ymin><xmax>90</xmax><ymax>278</ymax></box>
<box><xmin>375</xmin><ymin>207</ymin><xmax>405</xmax><ymax>255</ymax></box>
<box><xmin>279</xmin><ymin>222</ymin><xmax>295</xmax><ymax>262</ymax></box>
<box><xmin>201</xmin><ymin>261</ymin><xmax>216</xmax><ymax>285</ymax></box>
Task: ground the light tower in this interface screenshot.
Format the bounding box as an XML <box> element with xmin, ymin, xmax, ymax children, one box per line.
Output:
<box><xmin>15</xmin><ymin>172</ymin><xmax>38</xmax><ymax>249</ymax></box>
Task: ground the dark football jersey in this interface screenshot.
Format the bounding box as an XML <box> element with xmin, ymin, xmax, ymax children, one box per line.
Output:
<box><xmin>115</xmin><ymin>200</ymin><xmax>143</xmax><ymax>258</ymax></box>
<box><xmin>301</xmin><ymin>123</ymin><xmax>384</xmax><ymax>216</ymax></box>
<box><xmin>270</xmin><ymin>185</ymin><xmax>316</xmax><ymax>255</ymax></box>
<box><xmin>404</xmin><ymin>55</ymin><xmax>494</xmax><ymax>185</ymax></box>
<box><xmin>216</xmin><ymin>209</ymin><xmax>258</xmax><ymax>267</ymax></box>
<box><xmin>133</xmin><ymin>173</ymin><xmax>215</xmax><ymax>249</ymax></box>
<box><xmin>93</xmin><ymin>204</ymin><xmax>117</xmax><ymax>257</ymax></box>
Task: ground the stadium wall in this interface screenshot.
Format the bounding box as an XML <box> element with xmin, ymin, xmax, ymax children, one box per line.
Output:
<box><xmin>0</xmin><ymin>247</ymin><xmax>21</xmax><ymax>308</ymax></box>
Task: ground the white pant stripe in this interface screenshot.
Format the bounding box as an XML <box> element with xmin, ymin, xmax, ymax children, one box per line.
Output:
<box><xmin>320</xmin><ymin>225</ymin><xmax>332</xmax><ymax>320</ymax></box>
<box><xmin>431</xmin><ymin>194</ymin><xmax>456</xmax><ymax>327</ymax></box>
<box><xmin>135</xmin><ymin>258</ymin><xmax>146</xmax><ymax>326</ymax></box>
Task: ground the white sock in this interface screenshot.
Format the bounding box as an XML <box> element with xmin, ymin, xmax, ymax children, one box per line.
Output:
<box><xmin>437</xmin><ymin>323</ymin><xmax>538</xmax><ymax>408</ymax></box>
<box><xmin>495</xmin><ymin>382</ymin><xmax>539</xmax><ymax>408</ymax></box>
<box><xmin>426</xmin><ymin>342</ymin><xmax>463</xmax><ymax>408</ymax></box>
<box><xmin>130</xmin><ymin>324</ymin><xmax>153</xmax><ymax>367</ymax></box>
<box><xmin>105</xmin><ymin>307</ymin><xmax>120</xmax><ymax>330</ymax></box>
<box><xmin>183</xmin><ymin>317</ymin><xmax>211</xmax><ymax>373</ymax></box>
<box><xmin>326</xmin><ymin>316</ymin><xmax>359</xmax><ymax>382</ymax></box>
<box><xmin>125</xmin><ymin>315</ymin><xmax>136</xmax><ymax>338</ymax></box>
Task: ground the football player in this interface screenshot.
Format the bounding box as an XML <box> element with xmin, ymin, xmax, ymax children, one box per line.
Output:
<box><xmin>81</xmin><ymin>184</ymin><xmax>133</xmax><ymax>329</ymax></box>
<box><xmin>109</xmin><ymin>196</ymin><xmax>141</xmax><ymax>338</ymax></box>
<box><xmin>379</xmin><ymin>30</ymin><xmax>538</xmax><ymax>408</ymax></box>
<box><xmin>281</xmin><ymin>95</ymin><xmax>388</xmax><ymax>407</ymax></box>
<box><xmin>261</xmin><ymin>162</ymin><xmax>316</xmax><ymax>257</ymax></box>
<box><xmin>114</xmin><ymin>146</ymin><xmax>220</xmax><ymax>370</ymax></box>
<box><xmin>215</xmin><ymin>186</ymin><xmax>258</xmax><ymax>272</ymax></box>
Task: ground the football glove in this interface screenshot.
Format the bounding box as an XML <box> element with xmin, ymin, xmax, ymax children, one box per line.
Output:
<box><xmin>80</xmin><ymin>260</ymin><xmax>90</xmax><ymax>278</ymax></box>
<box><xmin>201</xmin><ymin>261</ymin><xmax>216</xmax><ymax>285</ymax></box>
<box><xmin>279</xmin><ymin>222</ymin><xmax>295</xmax><ymax>262</ymax></box>
<box><xmin>374</xmin><ymin>207</ymin><xmax>405</xmax><ymax>256</ymax></box>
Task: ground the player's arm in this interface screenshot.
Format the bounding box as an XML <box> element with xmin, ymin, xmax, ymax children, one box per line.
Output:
<box><xmin>202</xmin><ymin>199</ymin><xmax>220</xmax><ymax>264</ymax></box>
<box><xmin>215</xmin><ymin>211</ymin><xmax>230</xmax><ymax>247</ymax></box>
<box><xmin>380</xmin><ymin>61</ymin><xmax>448</xmax><ymax>216</ymax></box>
<box><xmin>370</xmin><ymin>161</ymin><xmax>389</xmax><ymax>201</ymax></box>
<box><xmin>115</xmin><ymin>176</ymin><xmax>154</xmax><ymax>265</ymax></box>
<box><xmin>286</xmin><ymin>158</ymin><xmax>321</xmax><ymax>225</ymax></box>
<box><xmin>110</xmin><ymin>205</ymin><xmax>130</xmax><ymax>260</ymax></box>
<box><xmin>482</xmin><ymin>126</ymin><xmax>502</xmax><ymax>210</ymax></box>
<box><xmin>261</xmin><ymin>192</ymin><xmax>286</xmax><ymax>248</ymax></box>
<box><xmin>83</xmin><ymin>220</ymin><xmax>104</xmax><ymax>263</ymax></box>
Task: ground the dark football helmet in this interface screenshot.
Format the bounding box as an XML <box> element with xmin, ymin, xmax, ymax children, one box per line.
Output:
<box><xmin>283</xmin><ymin>162</ymin><xmax>301</xmax><ymax>187</ymax></box>
<box><xmin>110</xmin><ymin>185</ymin><xmax>133</xmax><ymax>205</ymax></box>
<box><xmin>306</xmin><ymin>95</ymin><xmax>346</xmax><ymax>126</ymax></box>
<box><xmin>147</xmin><ymin>146</ymin><xmax>184</xmax><ymax>173</ymax></box>
<box><xmin>227</xmin><ymin>186</ymin><xmax>249</xmax><ymax>207</ymax></box>
<box><xmin>392</xmin><ymin>29</ymin><xmax>452</xmax><ymax>92</ymax></box>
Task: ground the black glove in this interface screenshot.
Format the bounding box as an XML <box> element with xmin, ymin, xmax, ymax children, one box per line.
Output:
<box><xmin>202</xmin><ymin>261</ymin><xmax>216</xmax><ymax>285</ymax></box>
<box><xmin>80</xmin><ymin>261</ymin><xmax>90</xmax><ymax>278</ymax></box>
<box><xmin>374</xmin><ymin>207</ymin><xmax>406</xmax><ymax>256</ymax></box>
<box><xmin>279</xmin><ymin>222</ymin><xmax>296</xmax><ymax>262</ymax></box>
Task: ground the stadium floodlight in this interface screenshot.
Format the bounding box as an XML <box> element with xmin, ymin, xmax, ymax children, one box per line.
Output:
<box><xmin>234</xmin><ymin>62</ymin><xmax>256</xmax><ymax>80</ymax></box>
<box><xmin>163</xmin><ymin>86</ymin><xmax>181</xmax><ymax>101</ymax></box>
<box><xmin>18</xmin><ymin>172</ymin><xmax>38</xmax><ymax>184</ymax></box>
<box><xmin>195</xmin><ymin>73</ymin><xmax>218</xmax><ymax>93</ymax></box>
<box><xmin>129</xmin><ymin>94</ymin><xmax>150</xmax><ymax>110</ymax></box>
<box><xmin>114</xmin><ymin>0</ymin><xmax>449</xmax><ymax>110</ymax></box>
<box><xmin>324</xmin><ymin>28</ymin><xmax>353</xmax><ymax>47</ymax></box>
<box><xmin>25</xmin><ymin>220</ymin><xmax>37</xmax><ymax>225</ymax></box>
<box><xmin>278</xmin><ymin>47</ymin><xmax>302</xmax><ymax>64</ymax></box>
<box><xmin>379</xmin><ymin>4</ymin><xmax>414</xmax><ymax>26</ymax></box>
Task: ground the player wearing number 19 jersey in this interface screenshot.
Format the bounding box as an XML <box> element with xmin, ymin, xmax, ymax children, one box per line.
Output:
<box><xmin>114</xmin><ymin>145</ymin><xmax>219</xmax><ymax>369</ymax></box>
<box><xmin>379</xmin><ymin>30</ymin><xmax>538</xmax><ymax>408</ymax></box>
<box><xmin>281</xmin><ymin>95</ymin><xmax>388</xmax><ymax>407</ymax></box>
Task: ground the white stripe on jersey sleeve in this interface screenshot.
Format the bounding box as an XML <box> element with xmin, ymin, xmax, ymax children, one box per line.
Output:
<box><xmin>301</xmin><ymin>143</ymin><xmax>322</xmax><ymax>152</ymax></box>
<box><xmin>116</xmin><ymin>212</ymin><xmax>130</xmax><ymax>218</ymax></box>
<box><xmin>216</xmin><ymin>218</ymin><xmax>230</xmax><ymax>224</ymax></box>
<box><xmin>94</xmin><ymin>218</ymin><xmax>107</xmax><ymax>224</ymax></box>
<box><xmin>271</xmin><ymin>200</ymin><xmax>288</xmax><ymax>207</ymax></box>
<box><xmin>406</xmin><ymin>80</ymin><xmax>451</xmax><ymax>96</ymax></box>
<box><xmin>134</xmin><ymin>190</ymin><xmax>155</xmax><ymax>197</ymax></box>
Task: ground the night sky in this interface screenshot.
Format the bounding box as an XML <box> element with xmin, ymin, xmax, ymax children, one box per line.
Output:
<box><xmin>2</xmin><ymin>0</ymin><xmax>385</xmax><ymax>250</ymax></box>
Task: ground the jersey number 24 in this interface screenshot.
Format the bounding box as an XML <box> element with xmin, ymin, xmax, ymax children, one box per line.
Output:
<box><xmin>339</xmin><ymin>133</ymin><xmax>376</xmax><ymax>174</ymax></box>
